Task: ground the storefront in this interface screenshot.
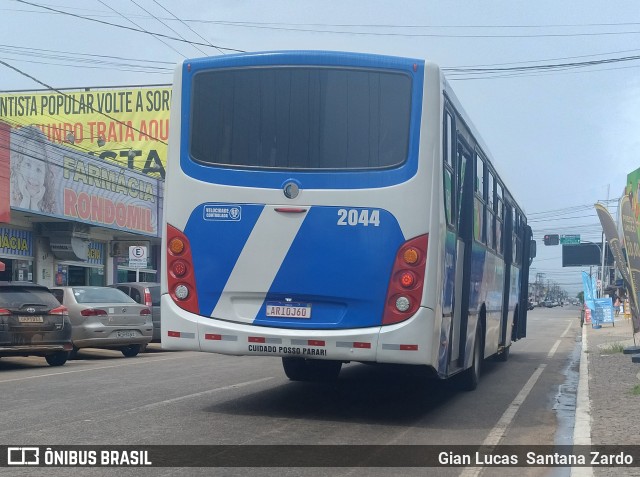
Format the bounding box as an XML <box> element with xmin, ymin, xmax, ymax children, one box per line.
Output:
<box><xmin>1</xmin><ymin>96</ymin><xmax>165</xmax><ymax>288</ymax></box>
<box><xmin>54</xmin><ymin>241</ymin><xmax>106</xmax><ymax>286</ymax></box>
<box><xmin>0</xmin><ymin>226</ymin><xmax>34</xmax><ymax>282</ymax></box>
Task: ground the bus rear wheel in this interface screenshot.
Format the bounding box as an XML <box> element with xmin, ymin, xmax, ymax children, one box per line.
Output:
<box><xmin>458</xmin><ymin>325</ymin><xmax>483</xmax><ymax>391</ymax></box>
<box><xmin>282</xmin><ymin>357</ymin><xmax>342</xmax><ymax>382</ymax></box>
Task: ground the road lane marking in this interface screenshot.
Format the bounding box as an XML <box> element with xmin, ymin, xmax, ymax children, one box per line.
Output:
<box><xmin>121</xmin><ymin>377</ymin><xmax>275</xmax><ymax>413</ymax></box>
<box><xmin>547</xmin><ymin>340</ymin><xmax>562</xmax><ymax>359</ymax></box>
<box><xmin>459</xmin><ymin>364</ymin><xmax>547</xmax><ymax>477</ymax></box>
<box><xmin>547</xmin><ymin>321</ymin><xmax>574</xmax><ymax>358</ymax></box>
<box><xmin>0</xmin><ymin>354</ymin><xmax>197</xmax><ymax>384</ymax></box>
<box><xmin>482</xmin><ymin>364</ymin><xmax>547</xmax><ymax>447</ymax></box>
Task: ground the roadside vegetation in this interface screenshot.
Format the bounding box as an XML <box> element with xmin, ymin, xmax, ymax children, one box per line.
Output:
<box><xmin>599</xmin><ymin>343</ymin><xmax>625</xmax><ymax>354</ymax></box>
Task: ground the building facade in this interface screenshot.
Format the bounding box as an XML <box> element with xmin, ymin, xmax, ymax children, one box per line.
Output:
<box><xmin>0</xmin><ymin>86</ymin><xmax>169</xmax><ymax>286</ymax></box>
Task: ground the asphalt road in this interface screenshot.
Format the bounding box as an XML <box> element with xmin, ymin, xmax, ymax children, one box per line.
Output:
<box><xmin>0</xmin><ymin>305</ymin><xmax>582</xmax><ymax>477</ymax></box>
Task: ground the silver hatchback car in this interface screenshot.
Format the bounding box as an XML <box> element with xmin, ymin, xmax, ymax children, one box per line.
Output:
<box><xmin>51</xmin><ymin>286</ymin><xmax>153</xmax><ymax>358</ymax></box>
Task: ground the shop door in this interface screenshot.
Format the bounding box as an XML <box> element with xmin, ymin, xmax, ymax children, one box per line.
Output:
<box><xmin>68</xmin><ymin>266</ymin><xmax>87</xmax><ymax>286</ymax></box>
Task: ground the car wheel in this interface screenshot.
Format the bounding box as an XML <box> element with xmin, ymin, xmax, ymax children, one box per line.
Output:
<box><xmin>45</xmin><ymin>351</ymin><xmax>69</xmax><ymax>367</ymax></box>
<box><xmin>282</xmin><ymin>357</ymin><xmax>342</xmax><ymax>382</ymax></box>
<box><xmin>121</xmin><ymin>344</ymin><xmax>141</xmax><ymax>358</ymax></box>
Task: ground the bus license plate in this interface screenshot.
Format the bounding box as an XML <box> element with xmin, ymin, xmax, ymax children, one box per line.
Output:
<box><xmin>115</xmin><ymin>330</ymin><xmax>139</xmax><ymax>338</ymax></box>
<box><xmin>18</xmin><ymin>316</ymin><xmax>43</xmax><ymax>323</ymax></box>
<box><xmin>266</xmin><ymin>303</ymin><xmax>311</xmax><ymax>319</ymax></box>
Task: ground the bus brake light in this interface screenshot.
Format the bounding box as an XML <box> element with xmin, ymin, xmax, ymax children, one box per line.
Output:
<box><xmin>382</xmin><ymin>234</ymin><xmax>428</xmax><ymax>325</ymax></box>
<box><xmin>166</xmin><ymin>224</ymin><xmax>199</xmax><ymax>314</ymax></box>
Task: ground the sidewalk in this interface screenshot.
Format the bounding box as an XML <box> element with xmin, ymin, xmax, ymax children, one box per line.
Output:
<box><xmin>582</xmin><ymin>316</ymin><xmax>640</xmax><ymax>476</ymax></box>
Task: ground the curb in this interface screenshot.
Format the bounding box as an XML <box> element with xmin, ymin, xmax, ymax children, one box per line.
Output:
<box><xmin>570</xmin><ymin>323</ymin><xmax>592</xmax><ymax>477</ymax></box>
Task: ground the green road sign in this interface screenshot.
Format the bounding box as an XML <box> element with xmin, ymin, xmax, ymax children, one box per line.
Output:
<box><xmin>560</xmin><ymin>234</ymin><xmax>580</xmax><ymax>245</ymax></box>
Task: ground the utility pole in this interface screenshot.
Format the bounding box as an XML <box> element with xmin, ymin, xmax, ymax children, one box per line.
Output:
<box><xmin>599</xmin><ymin>186</ymin><xmax>610</xmax><ymax>298</ymax></box>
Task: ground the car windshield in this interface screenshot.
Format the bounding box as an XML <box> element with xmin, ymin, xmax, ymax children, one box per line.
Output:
<box><xmin>0</xmin><ymin>286</ymin><xmax>60</xmax><ymax>308</ymax></box>
<box><xmin>72</xmin><ymin>287</ymin><xmax>136</xmax><ymax>304</ymax></box>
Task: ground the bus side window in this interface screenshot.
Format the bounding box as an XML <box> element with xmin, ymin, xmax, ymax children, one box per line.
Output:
<box><xmin>486</xmin><ymin>170</ymin><xmax>495</xmax><ymax>250</ymax></box>
<box><xmin>474</xmin><ymin>155</ymin><xmax>485</xmax><ymax>243</ymax></box>
<box><xmin>457</xmin><ymin>150</ymin><xmax>467</xmax><ymax>231</ymax></box>
<box><xmin>443</xmin><ymin>111</ymin><xmax>455</xmax><ymax>227</ymax></box>
<box><xmin>496</xmin><ymin>183</ymin><xmax>504</xmax><ymax>256</ymax></box>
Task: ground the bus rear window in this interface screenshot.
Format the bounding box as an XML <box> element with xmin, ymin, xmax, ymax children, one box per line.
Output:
<box><xmin>190</xmin><ymin>67</ymin><xmax>412</xmax><ymax>170</ymax></box>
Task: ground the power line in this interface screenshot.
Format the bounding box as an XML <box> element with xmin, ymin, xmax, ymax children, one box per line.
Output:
<box><xmin>180</xmin><ymin>18</ymin><xmax>640</xmax><ymax>39</ymax></box>
<box><xmin>151</xmin><ymin>0</ymin><xmax>223</xmax><ymax>56</ymax></box>
<box><xmin>14</xmin><ymin>0</ymin><xmax>244</xmax><ymax>53</ymax></box>
<box><xmin>97</xmin><ymin>0</ymin><xmax>186</xmax><ymax>59</ymax></box>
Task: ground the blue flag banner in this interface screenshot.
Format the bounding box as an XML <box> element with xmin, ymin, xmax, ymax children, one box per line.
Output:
<box><xmin>593</xmin><ymin>297</ymin><xmax>614</xmax><ymax>325</ymax></box>
<box><xmin>582</xmin><ymin>271</ymin><xmax>596</xmax><ymax>311</ymax></box>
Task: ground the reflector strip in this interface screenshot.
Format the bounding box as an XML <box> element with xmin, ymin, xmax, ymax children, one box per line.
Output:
<box><xmin>354</xmin><ymin>342</ymin><xmax>372</xmax><ymax>349</ymax></box>
<box><xmin>167</xmin><ymin>331</ymin><xmax>196</xmax><ymax>339</ymax></box>
<box><xmin>291</xmin><ymin>339</ymin><xmax>325</xmax><ymax>347</ymax></box>
<box><xmin>204</xmin><ymin>334</ymin><xmax>238</xmax><ymax>341</ymax></box>
<box><xmin>400</xmin><ymin>344</ymin><xmax>419</xmax><ymax>351</ymax></box>
<box><xmin>247</xmin><ymin>337</ymin><xmax>283</xmax><ymax>344</ymax></box>
<box><xmin>336</xmin><ymin>341</ymin><xmax>372</xmax><ymax>349</ymax></box>
<box><xmin>382</xmin><ymin>344</ymin><xmax>419</xmax><ymax>351</ymax></box>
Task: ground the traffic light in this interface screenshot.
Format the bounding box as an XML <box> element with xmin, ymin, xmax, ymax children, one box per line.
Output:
<box><xmin>543</xmin><ymin>234</ymin><xmax>560</xmax><ymax>246</ymax></box>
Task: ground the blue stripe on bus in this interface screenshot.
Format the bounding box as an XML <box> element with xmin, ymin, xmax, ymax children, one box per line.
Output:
<box><xmin>252</xmin><ymin>206</ymin><xmax>405</xmax><ymax>329</ymax></box>
<box><xmin>183</xmin><ymin>203</ymin><xmax>265</xmax><ymax>316</ymax></box>
<box><xmin>179</xmin><ymin>51</ymin><xmax>424</xmax><ymax>190</ymax></box>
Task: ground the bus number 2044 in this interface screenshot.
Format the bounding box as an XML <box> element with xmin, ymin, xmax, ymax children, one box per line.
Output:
<box><xmin>337</xmin><ymin>209</ymin><xmax>380</xmax><ymax>227</ymax></box>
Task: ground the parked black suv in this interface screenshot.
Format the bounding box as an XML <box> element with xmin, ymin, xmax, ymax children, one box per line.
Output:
<box><xmin>0</xmin><ymin>282</ymin><xmax>73</xmax><ymax>366</ymax></box>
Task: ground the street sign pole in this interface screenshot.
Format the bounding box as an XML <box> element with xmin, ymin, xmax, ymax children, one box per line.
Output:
<box><xmin>560</xmin><ymin>234</ymin><xmax>581</xmax><ymax>245</ymax></box>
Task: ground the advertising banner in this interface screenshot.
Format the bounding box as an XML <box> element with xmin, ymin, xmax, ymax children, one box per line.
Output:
<box><xmin>595</xmin><ymin>202</ymin><xmax>638</xmax><ymax>328</ymax></box>
<box><xmin>7</xmin><ymin>124</ymin><xmax>162</xmax><ymax>238</ymax></box>
<box><xmin>593</xmin><ymin>297</ymin><xmax>614</xmax><ymax>325</ymax></box>
<box><xmin>582</xmin><ymin>271</ymin><xmax>596</xmax><ymax>312</ymax></box>
<box><xmin>0</xmin><ymin>122</ymin><xmax>9</xmax><ymax>223</ymax></box>
<box><xmin>620</xmin><ymin>194</ymin><xmax>640</xmax><ymax>334</ymax></box>
<box><xmin>0</xmin><ymin>87</ymin><xmax>170</xmax><ymax>179</ymax></box>
<box><xmin>0</xmin><ymin>226</ymin><xmax>33</xmax><ymax>257</ymax></box>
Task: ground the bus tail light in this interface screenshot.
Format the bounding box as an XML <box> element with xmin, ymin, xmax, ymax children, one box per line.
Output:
<box><xmin>382</xmin><ymin>234</ymin><xmax>428</xmax><ymax>325</ymax></box>
<box><xmin>166</xmin><ymin>224</ymin><xmax>199</xmax><ymax>314</ymax></box>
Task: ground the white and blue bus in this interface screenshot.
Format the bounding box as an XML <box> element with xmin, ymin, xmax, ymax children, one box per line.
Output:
<box><xmin>161</xmin><ymin>51</ymin><xmax>535</xmax><ymax>390</ymax></box>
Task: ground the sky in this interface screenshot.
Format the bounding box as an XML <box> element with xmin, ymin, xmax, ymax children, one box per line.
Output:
<box><xmin>2</xmin><ymin>0</ymin><xmax>639</xmax><ymax>295</ymax></box>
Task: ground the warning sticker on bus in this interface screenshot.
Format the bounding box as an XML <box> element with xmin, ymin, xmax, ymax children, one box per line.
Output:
<box><xmin>203</xmin><ymin>204</ymin><xmax>242</xmax><ymax>221</ymax></box>
<box><xmin>265</xmin><ymin>302</ymin><xmax>312</xmax><ymax>319</ymax></box>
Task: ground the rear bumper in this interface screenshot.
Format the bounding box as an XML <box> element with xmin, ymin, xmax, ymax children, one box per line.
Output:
<box><xmin>73</xmin><ymin>334</ymin><xmax>153</xmax><ymax>348</ymax></box>
<box><xmin>0</xmin><ymin>343</ymin><xmax>73</xmax><ymax>356</ymax></box>
<box><xmin>72</xmin><ymin>324</ymin><xmax>153</xmax><ymax>348</ymax></box>
<box><xmin>161</xmin><ymin>295</ymin><xmax>436</xmax><ymax>366</ymax></box>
